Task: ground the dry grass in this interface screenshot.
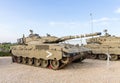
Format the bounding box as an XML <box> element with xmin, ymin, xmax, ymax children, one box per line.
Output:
<box><xmin>0</xmin><ymin>57</ymin><xmax>120</xmax><ymax>83</ymax></box>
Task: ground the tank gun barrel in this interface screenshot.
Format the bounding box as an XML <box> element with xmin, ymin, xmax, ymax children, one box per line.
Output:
<box><xmin>58</xmin><ymin>32</ymin><xmax>101</xmax><ymax>42</ymax></box>
<box><xmin>85</xmin><ymin>32</ymin><xmax>101</xmax><ymax>37</ymax></box>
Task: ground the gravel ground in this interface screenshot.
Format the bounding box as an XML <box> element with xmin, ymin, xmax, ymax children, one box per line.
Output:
<box><xmin>0</xmin><ymin>57</ymin><xmax>120</xmax><ymax>83</ymax></box>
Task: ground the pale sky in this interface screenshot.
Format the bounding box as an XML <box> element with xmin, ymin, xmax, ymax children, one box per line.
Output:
<box><xmin>0</xmin><ymin>0</ymin><xmax>120</xmax><ymax>43</ymax></box>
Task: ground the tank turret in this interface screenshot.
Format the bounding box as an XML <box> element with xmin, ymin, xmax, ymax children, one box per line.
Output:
<box><xmin>18</xmin><ymin>30</ymin><xmax>101</xmax><ymax>45</ymax></box>
<box><xmin>86</xmin><ymin>29</ymin><xmax>120</xmax><ymax>44</ymax></box>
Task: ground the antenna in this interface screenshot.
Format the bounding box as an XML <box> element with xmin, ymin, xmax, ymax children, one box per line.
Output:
<box><xmin>90</xmin><ymin>13</ymin><xmax>93</xmax><ymax>37</ymax></box>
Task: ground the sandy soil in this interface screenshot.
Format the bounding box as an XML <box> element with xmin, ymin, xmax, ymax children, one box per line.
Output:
<box><xmin>0</xmin><ymin>57</ymin><xmax>120</xmax><ymax>83</ymax></box>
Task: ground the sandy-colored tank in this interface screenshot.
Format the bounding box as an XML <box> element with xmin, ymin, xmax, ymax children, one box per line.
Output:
<box><xmin>85</xmin><ymin>29</ymin><xmax>120</xmax><ymax>61</ymax></box>
<box><xmin>10</xmin><ymin>30</ymin><xmax>99</xmax><ymax>70</ymax></box>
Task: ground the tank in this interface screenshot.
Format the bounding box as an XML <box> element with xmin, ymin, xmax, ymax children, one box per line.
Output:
<box><xmin>85</xmin><ymin>29</ymin><xmax>120</xmax><ymax>61</ymax></box>
<box><xmin>10</xmin><ymin>30</ymin><xmax>99</xmax><ymax>70</ymax></box>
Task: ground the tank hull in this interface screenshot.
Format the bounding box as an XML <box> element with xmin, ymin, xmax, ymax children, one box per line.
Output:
<box><xmin>11</xmin><ymin>44</ymin><xmax>89</xmax><ymax>70</ymax></box>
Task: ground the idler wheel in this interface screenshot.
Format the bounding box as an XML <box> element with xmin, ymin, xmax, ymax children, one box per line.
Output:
<box><xmin>50</xmin><ymin>59</ymin><xmax>60</xmax><ymax>70</ymax></box>
<box><xmin>98</xmin><ymin>54</ymin><xmax>107</xmax><ymax>60</ymax></box>
<box><xmin>34</xmin><ymin>58</ymin><xmax>42</xmax><ymax>67</ymax></box>
<box><xmin>22</xmin><ymin>57</ymin><xmax>27</xmax><ymax>64</ymax></box>
<box><xmin>110</xmin><ymin>54</ymin><xmax>118</xmax><ymax>61</ymax></box>
<box><xmin>90</xmin><ymin>54</ymin><xmax>97</xmax><ymax>59</ymax></box>
<box><xmin>17</xmin><ymin>56</ymin><xmax>22</xmax><ymax>63</ymax></box>
<box><xmin>28</xmin><ymin>58</ymin><xmax>34</xmax><ymax>65</ymax></box>
<box><xmin>41</xmin><ymin>59</ymin><xmax>49</xmax><ymax>68</ymax></box>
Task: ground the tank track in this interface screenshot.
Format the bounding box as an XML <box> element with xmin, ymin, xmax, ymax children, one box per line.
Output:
<box><xmin>12</xmin><ymin>54</ymin><xmax>86</xmax><ymax>70</ymax></box>
<box><xmin>89</xmin><ymin>53</ymin><xmax>119</xmax><ymax>61</ymax></box>
<box><xmin>12</xmin><ymin>55</ymin><xmax>72</xmax><ymax>70</ymax></box>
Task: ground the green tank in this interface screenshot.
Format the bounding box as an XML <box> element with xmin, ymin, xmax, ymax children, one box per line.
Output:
<box><xmin>10</xmin><ymin>30</ymin><xmax>97</xmax><ymax>70</ymax></box>
<box><xmin>85</xmin><ymin>29</ymin><xmax>120</xmax><ymax>61</ymax></box>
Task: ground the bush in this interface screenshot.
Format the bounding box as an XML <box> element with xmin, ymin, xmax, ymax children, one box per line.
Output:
<box><xmin>0</xmin><ymin>52</ymin><xmax>11</xmax><ymax>56</ymax></box>
<box><xmin>0</xmin><ymin>43</ymin><xmax>16</xmax><ymax>56</ymax></box>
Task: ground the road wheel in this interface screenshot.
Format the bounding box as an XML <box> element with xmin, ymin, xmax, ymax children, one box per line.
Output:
<box><xmin>110</xmin><ymin>54</ymin><xmax>118</xmax><ymax>61</ymax></box>
<box><xmin>22</xmin><ymin>57</ymin><xmax>27</xmax><ymax>64</ymax></box>
<box><xmin>41</xmin><ymin>59</ymin><xmax>49</xmax><ymax>68</ymax></box>
<box><xmin>17</xmin><ymin>56</ymin><xmax>22</xmax><ymax>63</ymax></box>
<box><xmin>28</xmin><ymin>58</ymin><xmax>34</xmax><ymax>65</ymax></box>
<box><xmin>90</xmin><ymin>54</ymin><xmax>97</xmax><ymax>59</ymax></box>
<box><xmin>61</xmin><ymin>57</ymin><xmax>70</xmax><ymax>64</ymax></box>
<box><xmin>98</xmin><ymin>54</ymin><xmax>107</xmax><ymax>60</ymax></box>
<box><xmin>50</xmin><ymin>59</ymin><xmax>60</xmax><ymax>70</ymax></box>
<box><xmin>34</xmin><ymin>58</ymin><xmax>42</xmax><ymax>67</ymax></box>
